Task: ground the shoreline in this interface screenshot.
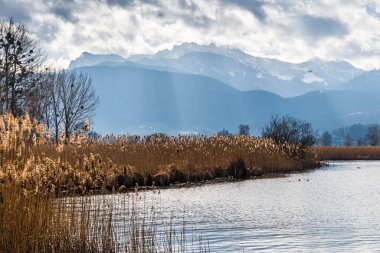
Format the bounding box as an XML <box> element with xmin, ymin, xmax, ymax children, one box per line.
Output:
<box><xmin>59</xmin><ymin>162</ymin><xmax>322</xmax><ymax>197</ymax></box>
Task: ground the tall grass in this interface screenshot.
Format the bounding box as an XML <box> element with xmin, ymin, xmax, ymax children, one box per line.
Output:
<box><xmin>0</xmin><ymin>113</ymin><xmax>319</xmax><ymax>195</ymax></box>
<box><xmin>0</xmin><ymin>184</ymin><xmax>209</xmax><ymax>252</ymax></box>
<box><xmin>313</xmin><ymin>146</ymin><xmax>380</xmax><ymax>160</ymax></box>
<box><xmin>0</xmin><ymin>184</ymin><xmax>115</xmax><ymax>252</ymax></box>
<box><xmin>0</xmin><ymin>113</ymin><xmax>320</xmax><ymax>252</ymax></box>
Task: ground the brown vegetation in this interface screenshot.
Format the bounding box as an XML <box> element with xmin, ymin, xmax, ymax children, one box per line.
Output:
<box><xmin>0</xmin><ymin>184</ymin><xmax>114</xmax><ymax>252</ymax></box>
<box><xmin>313</xmin><ymin>146</ymin><xmax>380</xmax><ymax>160</ymax></box>
<box><xmin>0</xmin><ymin>113</ymin><xmax>319</xmax><ymax>195</ymax></box>
<box><xmin>0</xmin><ymin>184</ymin><xmax>209</xmax><ymax>252</ymax></box>
<box><xmin>0</xmin><ymin>113</ymin><xmax>321</xmax><ymax>252</ymax></box>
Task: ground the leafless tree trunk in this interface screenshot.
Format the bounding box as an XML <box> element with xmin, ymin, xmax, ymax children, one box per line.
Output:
<box><xmin>1</xmin><ymin>19</ymin><xmax>98</xmax><ymax>142</ymax></box>
<box><xmin>59</xmin><ymin>71</ymin><xmax>99</xmax><ymax>138</ymax></box>
<box><xmin>41</xmin><ymin>70</ymin><xmax>98</xmax><ymax>142</ymax></box>
<box><xmin>40</xmin><ymin>71</ymin><xmax>64</xmax><ymax>143</ymax></box>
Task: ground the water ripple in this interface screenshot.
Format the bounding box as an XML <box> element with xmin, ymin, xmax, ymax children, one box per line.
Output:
<box><xmin>104</xmin><ymin>161</ymin><xmax>380</xmax><ymax>252</ymax></box>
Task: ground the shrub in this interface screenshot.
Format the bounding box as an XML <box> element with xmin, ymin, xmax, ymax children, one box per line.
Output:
<box><xmin>261</xmin><ymin>114</ymin><xmax>317</xmax><ymax>147</ymax></box>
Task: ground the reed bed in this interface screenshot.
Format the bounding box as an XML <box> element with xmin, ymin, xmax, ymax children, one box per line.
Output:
<box><xmin>313</xmin><ymin>146</ymin><xmax>380</xmax><ymax>161</ymax></box>
<box><xmin>0</xmin><ymin>184</ymin><xmax>115</xmax><ymax>252</ymax></box>
<box><xmin>0</xmin><ymin>113</ymin><xmax>320</xmax><ymax>252</ymax></box>
<box><xmin>0</xmin><ymin>113</ymin><xmax>319</xmax><ymax>195</ymax></box>
<box><xmin>0</xmin><ymin>184</ymin><xmax>209</xmax><ymax>253</ymax></box>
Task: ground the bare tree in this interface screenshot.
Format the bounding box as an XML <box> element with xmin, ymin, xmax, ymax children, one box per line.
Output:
<box><xmin>366</xmin><ymin>124</ymin><xmax>379</xmax><ymax>146</ymax></box>
<box><xmin>0</xmin><ymin>18</ymin><xmax>45</xmax><ymax>116</ymax></box>
<box><xmin>0</xmin><ymin>19</ymin><xmax>98</xmax><ymax>141</ymax></box>
<box><xmin>261</xmin><ymin>114</ymin><xmax>317</xmax><ymax>147</ymax></box>
<box><xmin>217</xmin><ymin>128</ymin><xmax>233</xmax><ymax>137</ymax></box>
<box><xmin>344</xmin><ymin>134</ymin><xmax>353</xmax><ymax>146</ymax></box>
<box><xmin>25</xmin><ymin>70</ymin><xmax>53</xmax><ymax>123</ymax></box>
<box><xmin>238</xmin><ymin>124</ymin><xmax>250</xmax><ymax>136</ymax></box>
<box><xmin>58</xmin><ymin>71</ymin><xmax>99</xmax><ymax>139</ymax></box>
<box><xmin>319</xmin><ymin>131</ymin><xmax>332</xmax><ymax>146</ymax></box>
<box><xmin>357</xmin><ymin>137</ymin><xmax>365</xmax><ymax>146</ymax></box>
<box><xmin>41</xmin><ymin>70</ymin><xmax>98</xmax><ymax>142</ymax></box>
<box><xmin>41</xmin><ymin>71</ymin><xmax>64</xmax><ymax>143</ymax></box>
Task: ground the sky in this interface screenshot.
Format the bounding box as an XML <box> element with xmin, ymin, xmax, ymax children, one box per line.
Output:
<box><xmin>0</xmin><ymin>0</ymin><xmax>379</xmax><ymax>70</ymax></box>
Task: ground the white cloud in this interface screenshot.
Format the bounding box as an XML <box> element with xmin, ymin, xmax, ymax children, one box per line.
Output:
<box><xmin>0</xmin><ymin>0</ymin><xmax>379</xmax><ymax>70</ymax></box>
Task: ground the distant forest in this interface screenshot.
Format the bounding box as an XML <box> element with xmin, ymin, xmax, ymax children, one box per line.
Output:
<box><xmin>320</xmin><ymin>124</ymin><xmax>380</xmax><ymax>146</ymax></box>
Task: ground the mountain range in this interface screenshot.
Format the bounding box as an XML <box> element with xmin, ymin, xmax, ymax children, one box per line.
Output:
<box><xmin>70</xmin><ymin>43</ymin><xmax>365</xmax><ymax>97</ymax></box>
<box><xmin>69</xmin><ymin>43</ymin><xmax>380</xmax><ymax>135</ymax></box>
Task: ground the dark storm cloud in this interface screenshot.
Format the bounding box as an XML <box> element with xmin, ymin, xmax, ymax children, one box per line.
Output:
<box><xmin>219</xmin><ymin>0</ymin><xmax>267</xmax><ymax>22</ymax></box>
<box><xmin>300</xmin><ymin>15</ymin><xmax>349</xmax><ymax>40</ymax></box>
<box><xmin>0</xmin><ymin>0</ymin><xmax>31</xmax><ymax>22</ymax></box>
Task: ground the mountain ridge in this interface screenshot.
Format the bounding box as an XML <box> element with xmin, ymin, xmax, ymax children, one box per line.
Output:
<box><xmin>75</xmin><ymin>64</ymin><xmax>380</xmax><ymax>135</ymax></box>
<box><xmin>68</xmin><ymin>43</ymin><xmax>365</xmax><ymax>97</ymax></box>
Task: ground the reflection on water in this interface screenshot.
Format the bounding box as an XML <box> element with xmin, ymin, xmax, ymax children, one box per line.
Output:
<box><xmin>104</xmin><ymin>161</ymin><xmax>380</xmax><ymax>252</ymax></box>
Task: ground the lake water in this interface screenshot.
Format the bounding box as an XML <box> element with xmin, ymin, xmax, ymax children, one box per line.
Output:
<box><xmin>104</xmin><ymin>161</ymin><xmax>380</xmax><ymax>252</ymax></box>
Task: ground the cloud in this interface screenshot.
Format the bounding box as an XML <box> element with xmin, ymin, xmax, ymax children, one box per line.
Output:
<box><xmin>219</xmin><ymin>0</ymin><xmax>266</xmax><ymax>21</ymax></box>
<box><xmin>36</xmin><ymin>23</ymin><xmax>57</xmax><ymax>42</ymax></box>
<box><xmin>50</xmin><ymin>5</ymin><xmax>77</xmax><ymax>23</ymax></box>
<box><xmin>179</xmin><ymin>0</ymin><xmax>200</xmax><ymax>12</ymax></box>
<box><xmin>40</xmin><ymin>0</ymin><xmax>78</xmax><ymax>23</ymax></box>
<box><xmin>0</xmin><ymin>0</ymin><xmax>379</xmax><ymax>71</ymax></box>
<box><xmin>105</xmin><ymin>0</ymin><xmax>160</xmax><ymax>7</ymax></box>
<box><xmin>299</xmin><ymin>15</ymin><xmax>349</xmax><ymax>40</ymax></box>
<box><xmin>0</xmin><ymin>0</ymin><xmax>31</xmax><ymax>22</ymax></box>
<box><xmin>366</xmin><ymin>4</ymin><xmax>380</xmax><ymax>20</ymax></box>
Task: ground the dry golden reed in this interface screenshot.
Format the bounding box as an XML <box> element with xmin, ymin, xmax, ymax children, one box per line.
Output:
<box><xmin>313</xmin><ymin>146</ymin><xmax>380</xmax><ymax>160</ymax></box>
<box><xmin>0</xmin><ymin>113</ymin><xmax>320</xmax><ymax>252</ymax></box>
<box><xmin>0</xmin><ymin>113</ymin><xmax>319</xmax><ymax>195</ymax></box>
<box><xmin>0</xmin><ymin>184</ymin><xmax>208</xmax><ymax>253</ymax></box>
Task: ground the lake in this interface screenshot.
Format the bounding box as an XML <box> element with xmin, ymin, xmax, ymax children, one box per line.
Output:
<box><xmin>102</xmin><ymin>161</ymin><xmax>380</xmax><ymax>252</ymax></box>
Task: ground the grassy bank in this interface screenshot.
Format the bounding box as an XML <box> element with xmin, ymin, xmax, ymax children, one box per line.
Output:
<box><xmin>313</xmin><ymin>146</ymin><xmax>380</xmax><ymax>161</ymax></box>
<box><xmin>0</xmin><ymin>113</ymin><xmax>319</xmax><ymax>195</ymax></box>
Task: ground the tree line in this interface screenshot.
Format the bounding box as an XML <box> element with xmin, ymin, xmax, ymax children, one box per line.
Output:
<box><xmin>0</xmin><ymin>18</ymin><xmax>98</xmax><ymax>143</ymax></box>
<box><xmin>228</xmin><ymin>116</ymin><xmax>380</xmax><ymax>147</ymax></box>
<box><xmin>320</xmin><ymin>124</ymin><xmax>380</xmax><ymax>146</ymax></box>
<box><xmin>219</xmin><ymin>115</ymin><xmax>318</xmax><ymax>148</ymax></box>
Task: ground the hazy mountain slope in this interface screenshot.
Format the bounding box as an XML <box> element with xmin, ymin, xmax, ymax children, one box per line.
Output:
<box><xmin>69</xmin><ymin>52</ymin><xmax>126</xmax><ymax>69</ymax></box>
<box><xmin>75</xmin><ymin>65</ymin><xmax>380</xmax><ymax>135</ymax></box>
<box><xmin>345</xmin><ymin>70</ymin><xmax>380</xmax><ymax>91</ymax></box>
<box><xmin>130</xmin><ymin>51</ymin><xmax>317</xmax><ymax>97</ymax></box>
<box><xmin>287</xmin><ymin>90</ymin><xmax>380</xmax><ymax>130</ymax></box>
<box><xmin>78</xmin><ymin>65</ymin><xmax>274</xmax><ymax>134</ymax></box>
<box><xmin>70</xmin><ymin>43</ymin><xmax>364</xmax><ymax>97</ymax></box>
<box><xmin>127</xmin><ymin>43</ymin><xmax>364</xmax><ymax>97</ymax></box>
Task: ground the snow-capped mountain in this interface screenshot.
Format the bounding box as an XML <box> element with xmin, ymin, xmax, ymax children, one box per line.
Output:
<box><xmin>127</xmin><ymin>43</ymin><xmax>364</xmax><ymax>96</ymax></box>
<box><xmin>66</xmin><ymin>45</ymin><xmax>380</xmax><ymax>134</ymax></box>
<box><xmin>74</xmin><ymin>64</ymin><xmax>380</xmax><ymax>135</ymax></box>
<box><xmin>68</xmin><ymin>52</ymin><xmax>126</xmax><ymax>70</ymax></box>
<box><xmin>69</xmin><ymin>43</ymin><xmax>365</xmax><ymax>97</ymax></box>
<box><xmin>346</xmin><ymin>70</ymin><xmax>380</xmax><ymax>91</ymax></box>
